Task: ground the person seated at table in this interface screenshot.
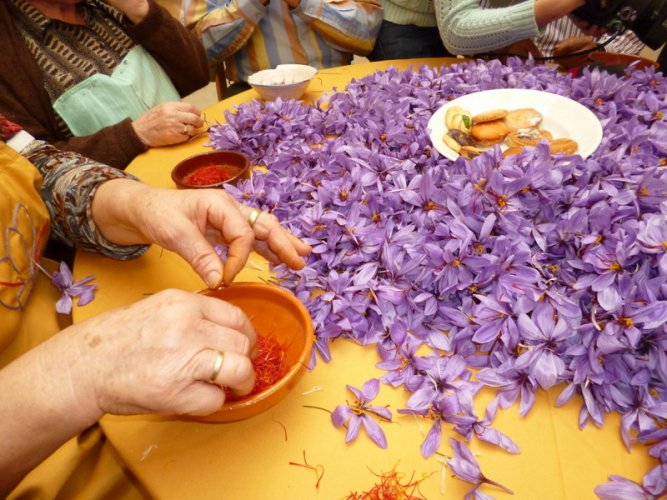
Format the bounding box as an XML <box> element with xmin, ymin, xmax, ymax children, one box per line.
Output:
<box><xmin>368</xmin><ymin>0</ymin><xmax>452</xmax><ymax>61</ymax></box>
<box><xmin>434</xmin><ymin>0</ymin><xmax>589</xmax><ymax>56</ymax></box>
<box><xmin>455</xmin><ymin>0</ymin><xmax>646</xmax><ymax>69</ymax></box>
<box><xmin>0</xmin><ymin>0</ymin><xmax>211</xmax><ymax>169</ymax></box>
<box><xmin>0</xmin><ymin>115</ymin><xmax>311</xmax><ymax>498</ymax></box>
<box><xmin>158</xmin><ymin>0</ymin><xmax>383</xmax><ymax>97</ymax></box>
<box><xmin>535</xmin><ymin>14</ymin><xmax>645</xmax><ymax>59</ymax></box>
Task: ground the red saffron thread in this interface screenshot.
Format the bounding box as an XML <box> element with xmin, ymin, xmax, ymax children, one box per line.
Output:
<box><xmin>183</xmin><ymin>164</ymin><xmax>238</xmax><ymax>185</ymax></box>
<box><xmin>271</xmin><ymin>416</ymin><xmax>288</xmax><ymax>441</ymax></box>
<box><xmin>224</xmin><ymin>335</ymin><xmax>288</xmax><ymax>401</ymax></box>
<box><xmin>345</xmin><ymin>468</ymin><xmax>428</xmax><ymax>500</ymax></box>
<box><xmin>289</xmin><ymin>450</ymin><xmax>324</xmax><ymax>490</ymax></box>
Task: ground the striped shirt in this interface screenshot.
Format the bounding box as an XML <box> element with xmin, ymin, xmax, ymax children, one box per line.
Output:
<box><xmin>161</xmin><ymin>0</ymin><xmax>383</xmax><ymax>84</ymax></box>
<box><xmin>477</xmin><ymin>0</ymin><xmax>644</xmax><ymax>58</ymax></box>
<box><xmin>534</xmin><ymin>16</ymin><xmax>645</xmax><ymax>58</ymax></box>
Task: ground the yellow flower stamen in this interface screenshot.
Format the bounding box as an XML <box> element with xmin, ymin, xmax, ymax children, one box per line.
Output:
<box><xmin>609</xmin><ymin>261</ymin><xmax>622</xmax><ymax>272</ymax></box>
<box><xmin>619</xmin><ymin>317</ymin><xmax>634</xmax><ymax>328</ymax></box>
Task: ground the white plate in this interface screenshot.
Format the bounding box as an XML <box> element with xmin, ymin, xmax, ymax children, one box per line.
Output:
<box><xmin>428</xmin><ymin>89</ymin><xmax>603</xmax><ymax>161</ymax></box>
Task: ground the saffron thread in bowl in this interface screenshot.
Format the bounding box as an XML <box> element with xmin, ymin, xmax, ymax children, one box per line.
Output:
<box><xmin>224</xmin><ymin>335</ymin><xmax>288</xmax><ymax>401</ymax></box>
<box><xmin>183</xmin><ymin>164</ymin><xmax>239</xmax><ymax>186</ymax></box>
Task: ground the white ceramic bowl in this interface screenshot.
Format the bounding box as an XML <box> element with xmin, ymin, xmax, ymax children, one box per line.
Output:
<box><xmin>248</xmin><ymin>64</ymin><xmax>318</xmax><ymax>101</ymax></box>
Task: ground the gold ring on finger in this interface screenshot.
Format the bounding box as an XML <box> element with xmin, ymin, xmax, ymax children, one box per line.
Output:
<box><xmin>248</xmin><ymin>208</ymin><xmax>261</xmax><ymax>228</ymax></box>
<box><xmin>209</xmin><ymin>351</ymin><xmax>224</xmax><ymax>382</ymax></box>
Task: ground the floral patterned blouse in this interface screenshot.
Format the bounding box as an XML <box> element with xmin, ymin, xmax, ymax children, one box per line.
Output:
<box><xmin>1</xmin><ymin>114</ymin><xmax>147</xmax><ymax>259</ymax></box>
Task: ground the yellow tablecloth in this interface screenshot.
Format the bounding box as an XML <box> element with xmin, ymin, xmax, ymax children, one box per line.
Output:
<box><xmin>74</xmin><ymin>58</ymin><xmax>655</xmax><ymax>499</ymax></box>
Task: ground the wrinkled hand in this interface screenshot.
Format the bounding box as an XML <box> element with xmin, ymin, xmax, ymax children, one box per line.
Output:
<box><xmin>554</xmin><ymin>36</ymin><xmax>598</xmax><ymax>69</ymax></box>
<box><xmin>67</xmin><ymin>290</ymin><xmax>257</xmax><ymax>417</ymax></box>
<box><xmin>132</xmin><ymin>102</ymin><xmax>205</xmax><ymax>148</ymax></box>
<box><xmin>93</xmin><ymin>180</ymin><xmax>312</xmax><ymax>288</ymax></box>
<box><xmin>103</xmin><ymin>0</ymin><xmax>149</xmax><ymax>23</ymax></box>
<box><xmin>135</xmin><ymin>188</ymin><xmax>312</xmax><ymax>287</ymax></box>
<box><xmin>554</xmin><ymin>36</ymin><xmax>597</xmax><ymax>55</ymax></box>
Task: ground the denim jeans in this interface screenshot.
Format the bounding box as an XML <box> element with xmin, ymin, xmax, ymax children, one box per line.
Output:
<box><xmin>368</xmin><ymin>21</ymin><xmax>451</xmax><ymax>61</ymax></box>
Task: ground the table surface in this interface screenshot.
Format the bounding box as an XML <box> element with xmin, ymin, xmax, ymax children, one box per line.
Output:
<box><xmin>74</xmin><ymin>58</ymin><xmax>654</xmax><ymax>499</ymax></box>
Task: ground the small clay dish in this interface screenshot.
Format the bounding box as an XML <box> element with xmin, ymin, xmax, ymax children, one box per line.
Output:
<box><xmin>171</xmin><ymin>150</ymin><xmax>250</xmax><ymax>189</ymax></box>
<box><xmin>587</xmin><ymin>52</ymin><xmax>659</xmax><ymax>73</ymax></box>
<box><xmin>191</xmin><ymin>282</ymin><xmax>314</xmax><ymax>423</ymax></box>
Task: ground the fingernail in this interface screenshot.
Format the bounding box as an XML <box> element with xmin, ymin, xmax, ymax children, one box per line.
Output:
<box><xmin>205</xmin><ymin>271</ymin><xmax>221</xmax><ymax>289</ymax></box>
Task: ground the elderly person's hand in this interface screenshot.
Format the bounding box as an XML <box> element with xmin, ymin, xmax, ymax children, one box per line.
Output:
<box><xmin>103</xmin><ymin>0</ymin><xmax>150</xmax><ymax>24</ymax></box>
<box><xmin>69</xmin><ymin>289</ymin><xmax>257</xmax><ymax>416</ymax></box>
<box><xmin>132</xmin><ymin>102</ymin><xmax>206</xmax><ymax>147</ymax></box>
<box><xmin>553</xmin><ymin>35</ymin><xmax>599</xmax><ymax>69</ymax></box>
<box><xmin>91</xmin><ymin>179</ymin><xmax>312</xmax><ymax>287</ymax></box>
<box><xmin>0</xmin><ymin>290</ymin><xmax>257</xmax><ymax>495</ymax></box>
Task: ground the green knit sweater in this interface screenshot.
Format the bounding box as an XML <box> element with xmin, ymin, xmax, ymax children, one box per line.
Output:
<box><xmin>435</xmin><ymin>0</ymin><xmax>539</xmax><ymax>55</ymax></box>
<box><xmin>380</xmin><ymin>0</ymin><xmax>438</xmax><ymax>27</ymax></box>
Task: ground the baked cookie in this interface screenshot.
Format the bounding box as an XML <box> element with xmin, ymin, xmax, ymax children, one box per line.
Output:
<box><xmin>506</xmin><ymin>128</ymin><xmax>553</xmax><ymax>148</ymax></box>
<box><xmin>504</xmin><ymin>108</ymin><xmax>543</xmax><ymax>130</ymax></box>
<box><xmin>472</xmin><ymin>109</ymin><xmax>508</xmax><ymax>124</ymax></box>
<box><xmin>471</xmin><ymin>120</ymin><xmax>510</xmax><ymax>143</ymax></box>
<box><xmin>549</xmin><ymin>138</ymin><xmax>578</xmax><ymax>155</ymax></box>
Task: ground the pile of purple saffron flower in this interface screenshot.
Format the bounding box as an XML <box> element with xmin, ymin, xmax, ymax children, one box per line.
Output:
<box><xmin>208</xmin><ymin>58</ymin><xmax>667</xmax><ymax>498</ymax></box>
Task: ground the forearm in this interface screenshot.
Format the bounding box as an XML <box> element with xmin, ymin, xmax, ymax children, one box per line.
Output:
<box><xmin>0</xmin><ymin>332</ymin><xmax>100</xmax><ymax>497</ymax></box>
<box><xmin>22</xmin><ymin>141</ymin><xmax>148</xmax><ymax>258</ymax></box>
<box><xmin>129</xmin><ymin>0</ymin><xmax>210</xmax><ymax>92</ymax></box>
<box><xmin>91</xmin><ymin>178</ymin><xmax>156</xmax><ymax>246</ymax></box>
<box><xmin>108</xmin><ymin>0</ymin><xmax>150</xmax><ymax>24</ymax></box>
<box><xmin>435</xmin><ymin>0</ymin><xmax>539</xmax><ymax>55</ymax></box>
<box><xmin>177</xmin><ymin>0</ymin><xmax>265</xmax><ymax>64</ymax></box>
<box><xmin>533</xmin><ymin>0</ymin><xmax>583</xmax><ymax>27</ymax></box>
<box><xmin>295</xmin><ymin>0</ymin><xmax>383</xmax><ymax>55</ymax></box>
<box><xmin>49</xmin><ymin>119</ymin><xmax>148</xmax><ymax>169</ymax></box>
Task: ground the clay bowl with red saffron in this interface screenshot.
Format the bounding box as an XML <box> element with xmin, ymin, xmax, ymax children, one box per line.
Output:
<box><xmin>192</xmin><ymin>282</ymin><xmax>314</xmax><ymax>423</ymax></box>
<box><xmin>171</xmin><ymin>150</ymin><xmax>250</xmax><ymax>189</ymax></box>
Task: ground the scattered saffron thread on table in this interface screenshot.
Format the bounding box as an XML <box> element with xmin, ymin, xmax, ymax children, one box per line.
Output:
<box><xmin>271</xmin><ymin>416</ymin><xmax>288</xmax><ymax>441</ymax></box>
<box><xmin>288</xmin><ymin>450</ymin><xmax>324</xmax><ymax>490</ymax></box>
<box><xmin>345</xmin><ymin>467</ymin><xmax>429</xmax><ymax>500</ymax></box>
<box><xmin>302</xmin><ymin>404</ymin><xmax>332</xmax><ymax>415</ymax></box>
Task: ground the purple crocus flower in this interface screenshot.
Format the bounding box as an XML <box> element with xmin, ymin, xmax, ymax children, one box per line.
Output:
<box><xmin>331</xmin><ymin>378</ymin><xmax>392</xmax><ymax>448</ymax></box>
<box><xmin>515</xmin><ymin>302</ymin><xmax>572</xmax><ymax>390</ymax></box>
<box><xmin>205</xmin><ymin>58</ymin><xmax>667</xmax><ymax>495</ymax></box>
<box><xmin>449</xmin><ymin>405</ymin><xmax>521</xmax><ymax>454</ymax></box>
<box><xmin>595</xmin><ymin>467</ymin><xmax>667</xmax><ymax>500</ymax></box>
<box><xmin>637</xmin><ymin>214</ymin><xmax>667</xmax><ymax>275</ymax></box>
<box><xmin>446</xmin><ymin>438</ymin><xmax>514</xmax><ymax>499</ymax></box>
<box><xmin>50</xmin><ymin>261</ymin><xmax>96</xmax><ymax>315</ymax></box>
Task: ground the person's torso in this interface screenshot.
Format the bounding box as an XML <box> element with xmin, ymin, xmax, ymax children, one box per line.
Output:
<box><xmin>226</xmin><ymin>1</ymin><xmax>353</xmax><ymax>82</ymax></box>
